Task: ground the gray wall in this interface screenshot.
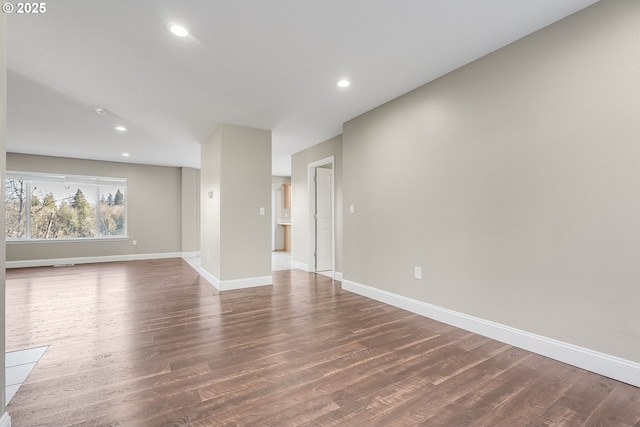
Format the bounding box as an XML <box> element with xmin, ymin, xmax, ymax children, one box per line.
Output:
<box><xmin>201</xmin><ymin>123</ymin><xmax>272</xmax><ymax>281</ymax></box>
<box><xmin>291</xmin><ymin>135</ymin><xmax>343</xmax><ymax>272</ymax></box>
<box><xmin>343</xmin><ymin>0</ymin><xmax>640</xmax><ymax>363</ymax></box>
<box><xmin>6</xmin><ymin>153</ymin><xmax>183</xmax><ymax>262</ymax></box>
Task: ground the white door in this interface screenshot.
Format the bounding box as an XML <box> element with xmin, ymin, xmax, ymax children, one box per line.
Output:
<box><xmin>315</xmin><ymin>167</ymin><xmax>333</xmax><ymax>271</ymax></box>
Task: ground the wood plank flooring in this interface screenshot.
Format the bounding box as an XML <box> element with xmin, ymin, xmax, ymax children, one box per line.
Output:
<box><xmin>5</xmin><ymin>259</ymin><xmax>640</xmax><ymax>426</ymax></box>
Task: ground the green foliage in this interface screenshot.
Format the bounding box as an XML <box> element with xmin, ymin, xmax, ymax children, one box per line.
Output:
<box><xmin>99</xmin><ymin>201</ymin><xmax>125</xmax><ymax>236</ymax></box>
<box><xmin>31</xmin><ymin>191</ymin><xmax>58</xmax><ymax>238</ymax></box>
<box><xmin>28</xmin><ymin>189</ymin><xmax>97</xmax><ymax>238</ymax></box>
<box><xmin>6</xmin><ymin>179</ymin><xmax>126</xmax><ymax>240</ymax></box>
<box><xmin>5</xmin><ymin>179</ymin><xmax>27</xmax><ymax>238</ymax></box>
<box><xmin>114</xmin><ymin>189</ymin><xmax>124</xmax><ymax>206</ymax></box>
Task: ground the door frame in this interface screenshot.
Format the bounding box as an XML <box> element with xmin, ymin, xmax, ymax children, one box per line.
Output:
<box><xmin>307</xmin><ymin>156</ymin><xmax>335</xmax><ymax>273</ymax></box>
<box><xmin>271</xmin><ymin>182</ymin><xmax>276</xmax><ymax>251</ymax></box>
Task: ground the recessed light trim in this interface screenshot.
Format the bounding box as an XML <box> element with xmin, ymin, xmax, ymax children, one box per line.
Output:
<box><xmin>115</xmin><ymin>126</ymin><xmax>127</xmax><ymax>132</ymax></box>
<box><xmin>170</xmin><ymin>25</ymin><xmax>189</xmax><ymax>37</ymax></box>
<box><xmin>122</xmin><ymin>153</ymin><xmax>130</xmax><ymax>157</ymax></box>
<box><xmin>336</xmin><ymin>79</ymin><xmax>351</xmax><ymax>88</ymax></box>
<box><xmin>94</xmin><ymin>106</ymin><xmax>107</xmax><ymax>115</ymax></box>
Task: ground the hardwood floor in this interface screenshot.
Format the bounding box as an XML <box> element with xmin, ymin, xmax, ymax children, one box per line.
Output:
<box><xmin>6</xmin><ymin>259</ymin><xmax>640</xmax><ymax>426</ymax></box>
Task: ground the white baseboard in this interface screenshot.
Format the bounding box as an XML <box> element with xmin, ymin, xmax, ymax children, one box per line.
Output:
<box><xmin>198</xmin><ymin>267</ymin><xmax>272</xmax><ymax>291</ymax></box>
<box><xmin>299</xmin><ymin>267</ymin><xmax>342</xmax><ymax>282</ymax></box>
<box><xmin>0</xmin><ymin>412</ymin><xmax>11</xmax><ymax>427</ymax></box>
<box><xmin>219</xmin><ymin>275</ymin><xmax>273</xmax><ymax>291</ymax></box>
<box><xmin>181</xmin><ymin>251</ymin><xmax>198</xmax><ymax>259</ymax></box>
<box><xmin>197</xmin><ymin>266</ymin><xmax>220</xmax><ymax>288</ymax></box>
<box><xmin>318</xmin><ymin>271</ymin><xmax>343</xmax><ymax>281</ymax></box>
<box><xmin>342</xmin><ymin>278</ymin><xmax>640</xmax><ymax>388</ymax></box>
<box><xmin>6</xmin><ymin>252</ymin><xmax>183</xmax><ymax>269</ymax></box>
<box><xmin>291</xmin><ymin>260</ymin><xmax>309</xmax><ymax>271</ymax></box>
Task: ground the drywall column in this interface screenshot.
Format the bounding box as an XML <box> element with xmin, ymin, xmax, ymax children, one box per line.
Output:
<box><xmin>181</xmin><ymin>167</ymin><xmax>198</xmax><ymax>257</ymax></box>
<box><xmin>1</xmin><ymin>12</ymin><xmax>10</xmax><ymax>427</ymax></box>
<box><xmin>200</xmin><ymin>123</ymin><xmax>272</xmax><ymax>290</ymax></box>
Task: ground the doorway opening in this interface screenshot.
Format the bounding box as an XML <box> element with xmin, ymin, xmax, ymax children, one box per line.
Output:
<box><xmin>308</xmin><ymin>156</ymin><xmax>334</xmax><ymax>274</ymax></box>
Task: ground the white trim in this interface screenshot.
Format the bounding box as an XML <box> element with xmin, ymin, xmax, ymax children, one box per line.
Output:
<box><xmin>342</xmin><ymin>278</ymin><xmax>640</xmax><ymax>388</ymax></box>
<box><xmin>271</xmin><ymin>182</ymin><xmax>278</xmax><ymax>251</ymax></box>
<box><xmin>198</xmin><ymin>267</ymin><xmax>220</xmax><ymax>289</ymax></box>
<box><xmin>7</xmin><ymin>236</ymin><xmax>129</xmax><ymax>244</ymax></box>
<box><xmin>198</xmin><ymin>267</ymin><xmax>272</xmax><ymax>291</ymax></box>
<box><xmin>334</xmin><ymin>271</ymin><xmax>343</xmax><ymax>281</ymax></box>
<box><xmin>181</xmin><ymin>251</ymin><xmax>198</xmax><ymax>259</ymax></box>
<box><xmin>291</xmin><ymin>260</ymin><xmax>309</xmax><ymax>271</ymax></box>
<box><xmin>6</xmin><ymin>252</ymin><xmax>182</xmax><ymax>269</ymax></box>
<box><xmin>8</xmin><ymin>170</ymin><xmax>126</xmax><ymax>185</ymax></box>
<box><xmin>0</xmin><ymin>412</ymin><xmax>11</xmax><ymax>427</ymax></box>
<box><xmin>218</xmin><ymin>275</ymin><xmax>273</xmax><ymax>291</ymax></box>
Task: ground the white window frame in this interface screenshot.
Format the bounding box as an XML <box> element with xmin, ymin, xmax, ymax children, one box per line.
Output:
<box><xmin>6</xmin><ymin>171</ymin><xmax>128</xmax><ymax>242</ymax></box>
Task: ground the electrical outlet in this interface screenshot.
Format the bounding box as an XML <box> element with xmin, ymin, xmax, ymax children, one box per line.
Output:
<box><xmin>260</xmin><ymin>207</ymin><xmax>265</xmax><ymax>215</ymax></box>
<box><xmin>414</xmin><ymin>266</ymin><xmax>422</xmax><ymax>279</ymax></box>
<box><xmin>132</xmin><ymin>240</ymin><xmax>137</xmax><ymax>246</ymax></box>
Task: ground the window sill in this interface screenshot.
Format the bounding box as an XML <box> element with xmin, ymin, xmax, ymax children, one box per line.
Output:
<box><xmin>7</xmin><ymin>237</ymin><xmax>130</xmax><ymax>244</ymax></box>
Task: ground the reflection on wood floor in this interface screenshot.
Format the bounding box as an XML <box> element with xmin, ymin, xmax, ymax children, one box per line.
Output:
<box><xmin>6</xmin><ymin>259</ymin><xmax>640</xmax><ymax>426</ymax></box>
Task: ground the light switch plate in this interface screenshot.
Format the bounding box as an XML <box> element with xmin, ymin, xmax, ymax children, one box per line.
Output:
<box><xmin>260</xmin><ymin>207</ymin><xmax>265</xmax><ymax>215</ymax></box>
<box><xmin>349</xmin><ymin>204</ymin><xmax>355</xmax><ymax>214</ymax></box>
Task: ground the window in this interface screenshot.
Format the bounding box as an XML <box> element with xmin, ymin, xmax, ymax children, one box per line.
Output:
<box><xmin>6</xmin><ymin>172</ymin><xmax>127</xmax><ymax>241</ymax></box>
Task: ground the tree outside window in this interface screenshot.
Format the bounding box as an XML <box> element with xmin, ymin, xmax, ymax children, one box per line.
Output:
<box><xmin>99</xmin><ymin>187</ymin><xmax>126</xmax><ymax>236</ymax></box>
<box><xmin>5</xmin><ymin>173</ymin><xmax>127</xmax><ymax>240</ymax></box>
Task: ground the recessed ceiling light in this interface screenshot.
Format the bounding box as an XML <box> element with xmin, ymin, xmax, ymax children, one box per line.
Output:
<box><xmin>122</xmin><ymin>153</ymin><xmax>130</xmax><ymax>157</ymax></box>
<box><xmin>115</xmin><ymin>126</ymin><xmax>127</xmax><ymax>132</ymax></box>
<box><xmin>170</xmin><ymin>25</ymin><xmax>189</xmax><ymax>37</ymax></box>
<box><xmin>94</xmin><ymin>106</ymin><xmax>107</xmax><ymax>115</ymax></box>
<box><xmin>336</xmin><ymin>79</ymin><xmax>351</xmax><ymax>88</ymax></box>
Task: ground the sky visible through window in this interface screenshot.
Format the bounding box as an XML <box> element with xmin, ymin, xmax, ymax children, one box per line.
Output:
<box><xmin>6</xmin><ymin>173</ymin><xmax>127</xmax><ymax>240</ymax></box>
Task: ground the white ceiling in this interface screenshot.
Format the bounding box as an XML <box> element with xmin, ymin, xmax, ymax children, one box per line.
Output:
<box><xmin>7</xmin><ymin>0</ymin><xmax>599</xmax><ymax>176</ymax></box>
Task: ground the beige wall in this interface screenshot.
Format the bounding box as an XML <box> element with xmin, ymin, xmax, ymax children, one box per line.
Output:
<box><xmin>200</xmin><ymin>126</ymin><xmax>222</xmax><ymax>279</ymax></box>
<box><xmin>201</xmin><ymin>123</ymin><xmax>272</xmax><ymax>281</ymax></box>
<box><xmin>343</xmin><ymin>0</ymin><xmax>640</xmax><ymax>363</ymax></box>
<box><xmin>6</xmin><ymin>153</ymin><xmax>183</xmax><ymax>261</ymax></box>
<box><xmin>1</xmin><ymin>11</ymin><xmax>8</xmax><ymax>416</ymax></box>
<box><xmin>291</xmin><ymin>135</ymin><xmax>343</xmax><ymax>272</ymax></box>
<box><xmin>195</xmin><ymin>169</ymin><xmax>201</xmax><ymax>251</ymax></box>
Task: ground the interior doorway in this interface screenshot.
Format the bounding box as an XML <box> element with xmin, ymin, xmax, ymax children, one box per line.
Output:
<box><xmin>308</xmin><ymin>157</ymin><xmax>334</xmax><ymax>273</ymax></box>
